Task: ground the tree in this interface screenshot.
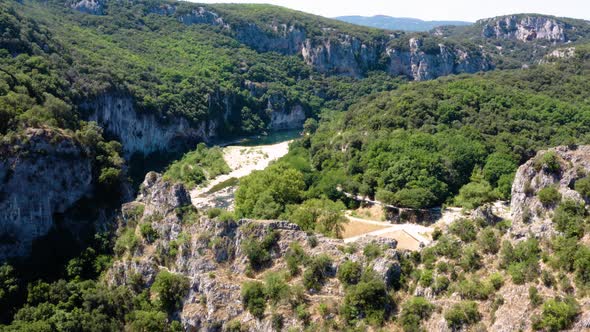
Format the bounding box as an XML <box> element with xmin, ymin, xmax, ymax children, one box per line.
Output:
<box><xmin>286</xmin><ymin>198</ymin><xmax>347</xmax><ymax>237</ymax></box>
<box><xmin>241</xmin><ymin>281</ymin><xmax>266</xmax><ymax>319</ymax></box>
<box><xmin>337</xmin><ymin>261</ymin><xmax>362</xmax><ymax>286</ymax></box>
<box><xmin>151</xmin><ymin>271</ymin><xmax>189</xmax><ymax>313</ymax></box>
<box><xmin>444</xmin><ymin>301</ymin><xmax>481</xmax><ymax>330</ymax></box>
<box><xmin>343</xmin><ymin>279</ymin><xmax>391</xmax><ymax>326</ymax></box>
<box><xmin>400</xmin><ymin>297</ymin><xmax>435</xmax><ymax>332</ymax></box>
<box><xmin>538</xmin><ymin>297</ymin><xmax>579</xmax><ymax>331</ymax></box>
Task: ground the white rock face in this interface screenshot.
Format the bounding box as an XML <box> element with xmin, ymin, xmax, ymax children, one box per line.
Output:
<box><xmin>0</xmin><ymin>129</ymin><xmax>93</xmax><ymax>259</ymax></box>
<box><xmin>481</xmin><ymin>16</ymin><xmax>568</xmax><ymax>43</ymax></box>
<box><xmin>510</xmin><ymin>145</ymin><xmax>588</xmax><ymax>238</ymax></box>
<box><xmin>69</xmin><ymin>0</ymin><xmax>105</xmax><ymax>15</ymax></box>
<box><xmin>83</xmin><ymin>94</ymin><xmax>219</xmax><ymax>156</ymax></box>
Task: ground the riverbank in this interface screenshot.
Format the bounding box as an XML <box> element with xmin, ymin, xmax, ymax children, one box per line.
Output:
<box><xmin>190</xmin><ymin>140</ymin><xmax>292</xmax><ymax>210</ymax></box>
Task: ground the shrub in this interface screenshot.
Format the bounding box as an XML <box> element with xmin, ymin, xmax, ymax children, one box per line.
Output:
<box><xmin>264</xmin><ymin>272</ymin><xmax>290</xmax><ymax>305</ymax></box>
<box><xmin>139</xmin><ymin>223</ymin><xmax>158</xmax><ymax>243</ymax></box>
<box><xmin>363</xmin><ymin>242</ymin><xmax>383</xmax><ymax>260</ymax></box>
<box><xmin>529</xmin><ymin>286</ymin><xmax>543</xmax><ymax>307</ymax></box>
<box><xmin>444</xmin><ymin>301</ymin><xmax>481</xmax><ymax>330</ymax></box>
<box><xmin>534</xmin><ymin>152</ymin><xmax>560</xmax><ymax>173</ymax></box>
<box><xmin>337</xmin><ymin>261</ymin><xmax>362</xmax><ymax>286</ymax></box>
<box><xmin>343</xmin><ymin>280</ymin><xmax>390</xmax><ymax>326</ymax></box>
<box><xmin>241</xmin><ymin>281</ymin><xmax>266</xmax><ymax>319</ymax></box>
<box><xmin>552</xmin><ymin>200</ymin><xmax>586</xmax><ymax>238</ymax></box>
<box><xmin>477</xmin><ymin>227</ymin><xmax>500</xmax><ymax>254</ymax></box>
<box><xmin>537</xmin><ymin>297</ymin><xmax>579</xmax><ymax>331</ymax></box>
<box><xmin>574</xmin><ymin>176</ymin><xmax>590</xmax><ymax>199</ymax></box>
<box><xmin>303</xmin><ymin>255</ymin><xmax>332</xmax><ymax>292</ymax></box>
<box><xmin>500</xmin><ymin>238</ymin><xmax>540</xmax><ymax>284</ymax></box>
<box><xmin>285</xmin><ymin>242</ymin><xmax>308</xmax><ymax>276</ymax></box>
<box><xmin>242</xmin><ymin>231</ymin><xmax>279</xmax><ymax>270</ymax></box>
<box><xmin>454</xmin><ymin>180</ymin><xmax>496</xmax><ymax>210</ymax></box>
<box><xmin>537</xmin><ymin>186</ymin><xmax>561</xmax><ymax>206</ymax></box>
<box><xmin>400</xmin><ymin>297</ymin><xmax>435</xmax><ymax>332</ymax></box>
<box><xmin>151</xmin><ymin>271</ymin><xmax>190</xmax><ymax>313</ymax></box>
<box><xmin>449</xmin><ymin>219</ymin><xmax>478</xmax><ymax>243</ymax></box>
<box><xmin>456</xmin><ymin>277</ymin><xmax>494</xmax><ymax>300</ymax></box>
<box><xmin>433</xmin><ymin>275</ymin><xmax>450</xmax><ymax>295</ymax></box>
<box><xmin>459</xmin><ymin>245</ymin><xmax>482</xmax><ymax>272</ymax></box>
<box><xmin>419</xmin><ymin>269</ymin><xmax>434</xmax><ymax>287</ymax></box>
<box><xmin>114</xmin><ymin>228</ymin><xmax>139</xmax><ymax>256</ymax></box>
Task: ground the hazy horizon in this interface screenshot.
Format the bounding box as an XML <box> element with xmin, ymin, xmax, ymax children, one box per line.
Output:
<box><xmin>189</xmin><ymin>0</ymin><xmax>590</xmax><ymax>22</ymax></box>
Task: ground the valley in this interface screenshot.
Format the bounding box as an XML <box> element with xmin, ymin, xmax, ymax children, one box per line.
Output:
<box><xmin>1</xmin><ymin>0</ymin><xmax>590</xmax><ymax>331</ymax></box>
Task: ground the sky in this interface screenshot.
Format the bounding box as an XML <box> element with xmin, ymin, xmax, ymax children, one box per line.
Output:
<box><xmin>189</xmin><ymin>0</ymin><xmax>590</xmax><ymax>22</ymax></box>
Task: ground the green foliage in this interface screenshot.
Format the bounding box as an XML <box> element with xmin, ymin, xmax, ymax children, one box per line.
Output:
<box><xmin>500</xmin><ymin>238</ymin><xmax>541</xmax><ymax>284</ymax></box>
<box><xmin>449</xmin><ymin>219</ymin><xmax>478</xmax><ymax>242</ymax></box>
<box><xmin>284</xmin><ymin>198</ymin><xmax>347</xmax><ymax>237</ymax></box>
<box><xmin>342</xmin><ymin>279</ymin><xmax>391</xmax><ymax>326</ymax></box>
<box><xmin>242</xmin><ymin>230</ymin><xmax>279</xmax><ymax>271</ymax></box>
<box><xmin>337</xmin><ymin>261</ymin><xmax>363</xmax><ymax>286</ymax></box>
<box><xmin>163</xmin><ymin>144</ymin><xmax>229</xmax><ymax>188</ymax></box>
<box><xmin>529</xmin><ymin>286</ymin><xmax>543</xmax><ymax>307</ymax></box>
<box><xmin>552</xmin><ymin>200</ymin><xmax>587</xmax><ymax>238</ymax></box>
<box><xmin>400</xmin><ymin>297</ymin><xmax>435</xmax><ymax>332</ymax></box>
<box><xmin>444</xmin><ymin>301</ymin><xmax>481</xmax><ymax>330</ymax></box>
<box><xmin>235</xmin><ymin>164</ymin><xmax>305</xmax><ymax>219</ymax></box>
<box><xmin>303</xmin><ymin>255</ymin><xmax>332</xmax><ymax>292</ymax></box>
<box><xmin>263</xmin><ymin>272</ymin><xmax>290</xmax><ymax>305</ymax></box>
<box><xmin>537</xmin><ymin>186</ymin><xmax>561</xmax><ymax>206</ymax></box>
<box><xmin>534</xmin><ymin>152</ymin><xmax>561</xmax><ymax>173</ymax></box>
<box><xmin>537</xmin><ymin>297</ymin><xmax>579</xmax><ymax>332</ymax></box>
<box><xmin>574</xmin><ymin>176</ymin><xmax>590</xmax><ymax>199</ymax></box>
<box><xmin>454</xmin><ymin>176</ymin><xmax>496</xmax><ymax>210</ymax></box>
<box><xmin>241</xmin><ymin>281</ymin><xmax>266</xmax><ymax>319</ymax></box>
<box><xmin>151</xmin><ymin>271</ymin><xmax>190</xmax><ymax>313</ymax></box>
<box><xmin>114</xmin><ymin>228</ymin><xmax>139</xmax><ymax>256</ymax></box>
<box><xmin>477</xmin><ymin>227</ymin><xmax>500</xmax><ymax>254</ymax></box>
<box><xmin>139</xmin><ymin>223</ymin><xmax>158</xmax><ymax>243</ymax></box>
<box><xmin>285</xmin><ymin>242</ymin><xmax>308</xmax><ymax>276</ymax></box>
<box><xmin>363</xmin><ymin>242</ymin><xmax>383</xmax><ymax>261</ymax></box>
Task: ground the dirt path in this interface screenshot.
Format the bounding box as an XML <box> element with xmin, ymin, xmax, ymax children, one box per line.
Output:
<box><xmin>190</xmin><ymin>140</ymin><xmax>292</xmax><ymax>210</ymax></box>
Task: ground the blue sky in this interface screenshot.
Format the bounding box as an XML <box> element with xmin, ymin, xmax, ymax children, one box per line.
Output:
<box><xmin>190</xmin><ymin>0</ymin><xmax>590</xmax><ymax>22</ymax></box>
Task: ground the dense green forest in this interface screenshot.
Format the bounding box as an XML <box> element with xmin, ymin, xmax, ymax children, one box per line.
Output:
<box><xmin>234</xmin><ymin>47</ymin><xmax>590</xmax><ymax>223</ymax></box>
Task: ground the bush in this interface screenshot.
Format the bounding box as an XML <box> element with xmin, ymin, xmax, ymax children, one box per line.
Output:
<box><xmin>552</xmin><ymin>200</ymin><xmax>586</xmax><ymax>238</ymax></box>
<box><xmin>343</xmin><ymin>280</ymin><xmax>390</xmax><ymax>326</ymax></box>
<box><xmin>444</xmin><ymin>301</ymin><xmax>481</xmax><ymax>330</ymax></box>
<box><xmin>534</xmin><ymin>152</ymin><xmax>560</xmax><ymax>173</ymax></box>
<box><xmin>500</xmin><ymin>238</ymin><xmax>541</xmax><ymax>284</ymax></box>
<box><xmin>139</xmin><ymin>223</ymin><xmax>158</xmax><ymax>243</ymax></box>
<box><xmin>285</xmin><ymin>198</ymin><xmax>347</xmax><ymax>237</ymax></box>
<box><xmin>264</xmin><ymin>272</ymin><xmax>290</xmax><ymax>305</ymax></box>
<box><xmin>363</xmin><ymin>242</ymin><xmax>383</xmax><ymax>260</ymax></box>
<box><xmin>400</xmin><ymin>297</ymin><xmax>435</xmax><ymax>332</ymax></box>
<box><xmin>337</xmin><ymin>261</ymin><xmax>362</xmax><ymax>286</ymax></box>
<box><xmin>537</xmin><ymin>186</ymin><xmax>561</xmax><ymax>206</ymax></box>
<box><xmin>529</xmin><ymin>286</ymin><xmax>543</xmax><ymax>307</ymax></box>
<box><xmin>574</xmin><ymin>176</ymin><xmax>590</xmax><ymax>199</ymax></box>
<box><xmin>477</xmin><ymin>227</ymin><xmax>500</xmax><ymax>254</ymax></box>
<box><xmin>303</xmin><ymin>255</ymin><xmax>332</xmax><ymax>292</ymax></box>
<box><xmin>459</xmin><ymin>245</ymin><xmax>482</xmax><ymax>272</ymax></box>
<box><xmin>151</xmin><ymin>271</ymin><xmax>190</xmax><ymax>313</ymax></box>
<box><xmin>242</xmin><ymin>231</ymin><xmax>279</xmax><ymax>270</ymax></box>
<box><xmin>114</xmin><ymin>228</ymin><xmax>139</xmax><ymax>256</ymax></box>
<box><xmin>241</xmin><ymin>281</ymin><xmax>266</xmax><ymax>319</ymax></box>
<box><xmin>285</xmin><ymin>242</ymin><xmax>308</xmax><ymax>276</ymax></box>
<box><xmin>449</xmin><ymin>219</ymin><xmax>478</xmax><ymax>242</ymax></box>
<box><xmin>537</xmin><ymin>297</ymin><xmax>579</xmax><ymax>331</ymax></box>
<box><xmin>454</xmin><ymin>180</ymin><xmax>496</xmax><ymax>210</ymax></box>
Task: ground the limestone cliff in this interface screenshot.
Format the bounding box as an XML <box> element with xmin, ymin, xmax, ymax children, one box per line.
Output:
<box><xmin>107</xmin><ymin>173</ymin><xmax>401</xmax><ymax>331</ymax></box>
<box><xmin>510</xmin><ymin>145</ymin><xmax>588</xmax><ymax>238</ymax></box>
<box><xmin>480</xmin><ymin>15</ymin><xmax>569</xmax><ymax>43</ymax></box>
<box><xmin>0</xmin><ymin>128</ymin><xmax>93</xmax><ymax>259</ymax></box>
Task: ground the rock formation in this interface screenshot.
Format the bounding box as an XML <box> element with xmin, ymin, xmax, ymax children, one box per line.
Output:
<box><xmin>480</xmin><ymin>15</ymin><xmax>568</xmax><ymax>43</ymax></box>
<box><xmin>107</xmin><ymin>172</ymin><xmax>401</xmax><ymax>330</ymax></box>
<box><xmin>510</xmin><ymin>145</ymin><xmax>588</xmax><ymax>238</ymax></box>
<box><xmin>0</xmin><ymin>128</ymin><xmax>93</xmax><ymax>259</ymax></box>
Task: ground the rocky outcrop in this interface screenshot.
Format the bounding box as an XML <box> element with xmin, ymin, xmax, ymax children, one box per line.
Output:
<box><xmin>510</xmin><ymin>145</ymin><xmax>588</xmax><ymax>238</ymax></box>
<box><xmin>0</xmin><ymin>128</ymin><xmax>93</xmax><ymax>260</ymax></box>
<box><xmin>107</xmin><ymin>173</ymin><xmax>401</xmax><ymax>330</ymax></box>
<box><xmin>69</xmin><ymin>0</ymin><xmax>106</xmax><ymax>15</ymax></box>
<box><xmin>82</xmin><ymin>94</ymin><xmax>219</xmax><ymax>156</ymax></box>
<box><xmin>480</xmin><ymin>15</ymin><xmax>568</xmax><ymax>43</ymax></box>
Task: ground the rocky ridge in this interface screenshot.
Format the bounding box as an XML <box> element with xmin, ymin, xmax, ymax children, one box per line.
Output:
<box><xmin>107</xmin><ymin>172</ymin><xmax>401</xmax><ymax>331</ymax></box>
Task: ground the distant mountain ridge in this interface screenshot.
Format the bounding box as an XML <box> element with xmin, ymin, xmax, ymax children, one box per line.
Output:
<box><xmin>335</xmin><ymin>15</ymin><xmax>472</xmax><ymax>31</ymax></box>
